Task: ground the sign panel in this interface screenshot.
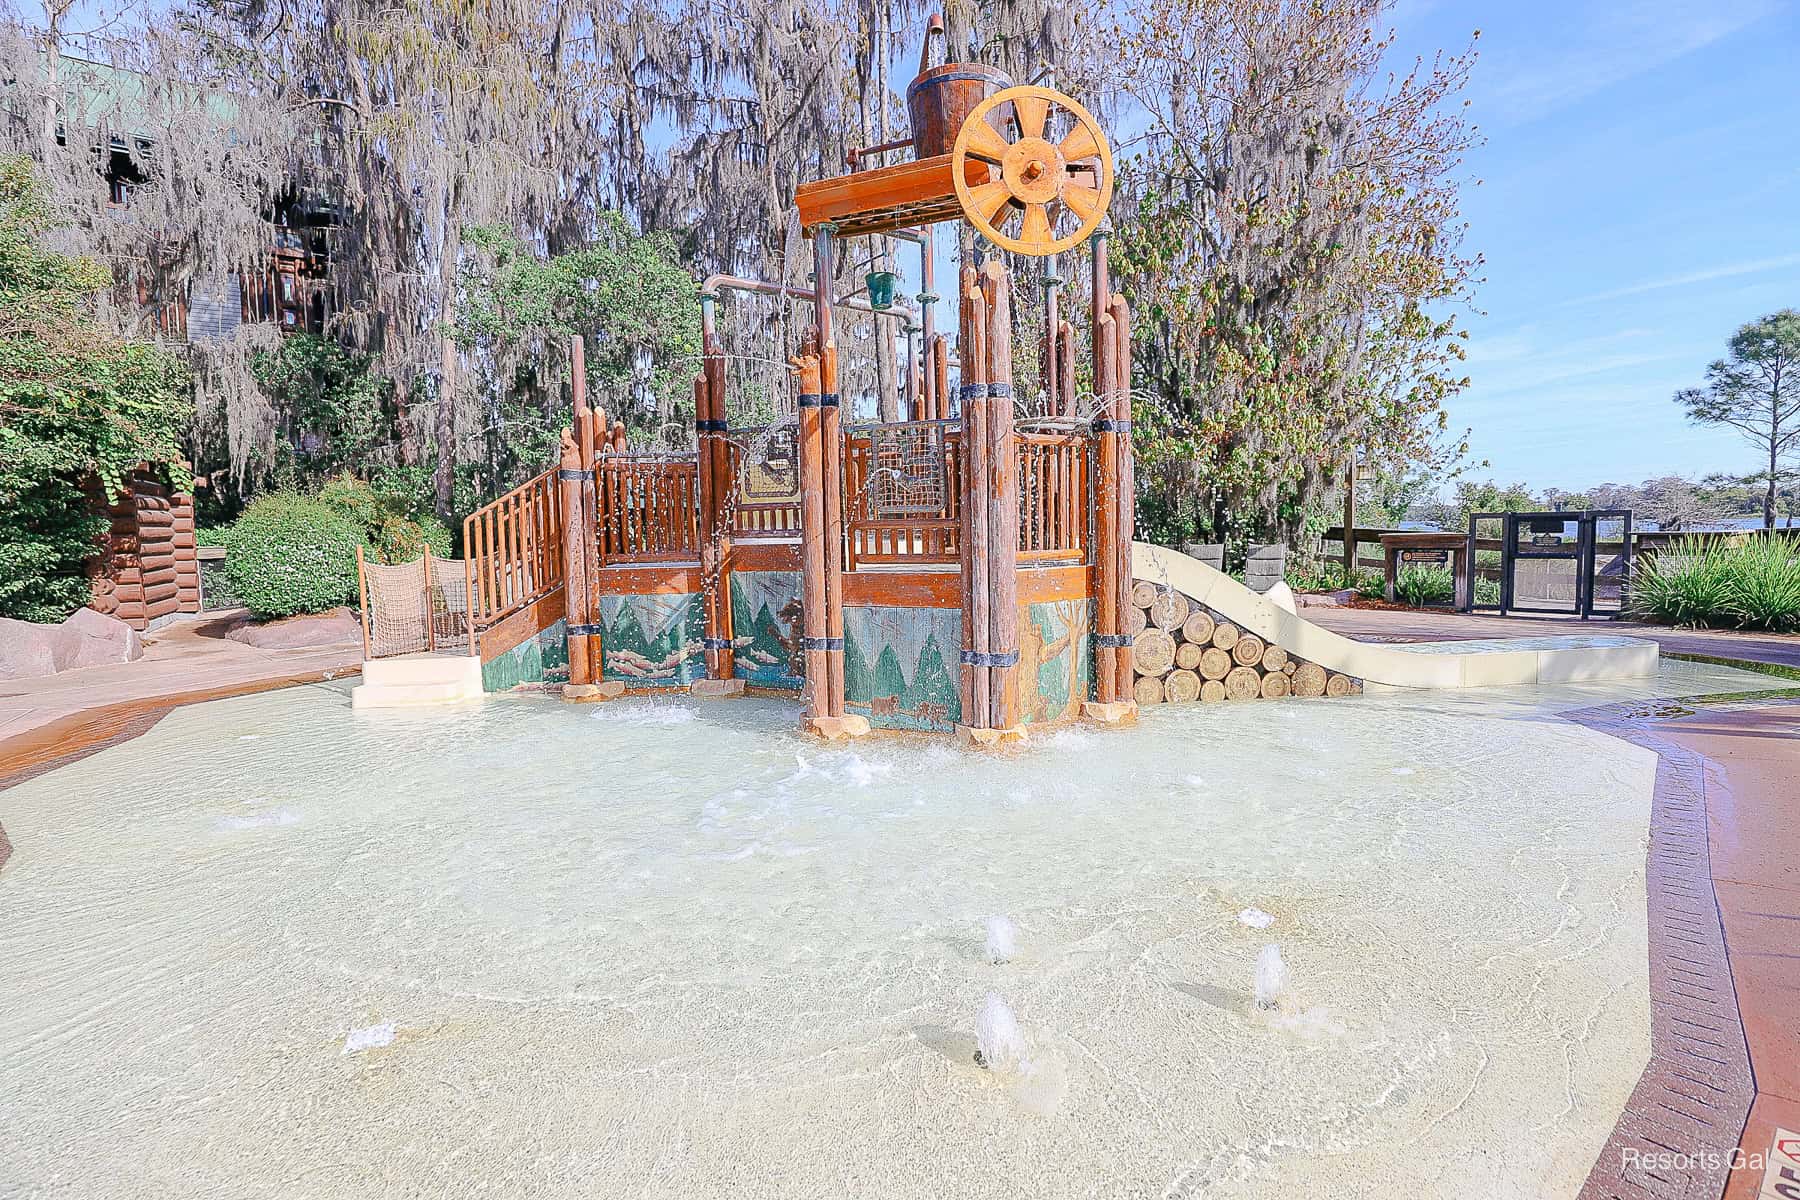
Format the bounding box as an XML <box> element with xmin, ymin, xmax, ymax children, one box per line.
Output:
<box><xmin>1401</xmin><ymin>549</ymin><xmax>1449</xmax><ymax>565</ymax></box>
<box><xmin>1758</xmin><ymin>1127</ymin><xmax>1800</xmax><ymax>1199</ymax></box>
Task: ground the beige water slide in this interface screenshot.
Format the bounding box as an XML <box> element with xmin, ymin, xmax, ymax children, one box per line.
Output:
<box><xmin>1132</xmin><ymin>542</ymin><xmax>1659</xmax><ymax>691</ymax></box>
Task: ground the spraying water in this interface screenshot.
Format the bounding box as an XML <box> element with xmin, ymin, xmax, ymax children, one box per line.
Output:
<box><xmin>984</xmin><ymin>916</ymin><xmax>1019</xmax><ymax>963</ymax></box>
<box><xmin>974</xmin><ymin>992</ymin><xmax>1027</xmax><ymax>1071</ymax></box>
<box><xmin>1254</xmin><ymin>944</ymin><xmax>1287</xmax><ymax>1011</ymax></box>
<box><xmin>1238</xmin><ymin>908</ymin><xmax>1275</xmax><ymax>929</ymax></box>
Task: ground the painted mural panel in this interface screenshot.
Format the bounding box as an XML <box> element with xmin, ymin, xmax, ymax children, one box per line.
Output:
<box><xmin>728</xmin><ymin>570</ymin><xmax>804</xmax><ymax>690</ymax></box>
<box><xmin>1019</xmin><ymin>599</ymin><xmax>1092</xmax><ymax>725</ymax></box>
<box><xmin>599</xmin><ymin>593</ymin><xmax>704</xmax><ymax>687</ymax></box>
<box><xmin>843</xmin><ymin>606</ymin><xmax>962</xmax><ymax>732</ymax></box>
<box><xmin>480</xmin><ymin>619</ymin><xmax>570</xmax><ymax>692</ymax></box>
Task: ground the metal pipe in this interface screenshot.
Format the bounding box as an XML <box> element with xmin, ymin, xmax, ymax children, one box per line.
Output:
<box><xmin>701</xmin><ymin>273</ymin><xmax>915</xmax><ymax>324</ymax></box>
<box><xmin>845</xmin><ymin>137</ymin><xmax>912</xmax><ymax>171</ymax></box>
<box><xmin>887</xmin><ymin>228</ymin><xmax>937</xmax><ymax>416</ymax></box>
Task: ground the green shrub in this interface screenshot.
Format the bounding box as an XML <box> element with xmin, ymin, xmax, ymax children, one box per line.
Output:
<box><xmin>1632</xmin><ymin>535</ymin><xmax>1800</xmax><ymax>632</ymax></box>
<box><xmin>1285</xmin><ymin>561</ymin><xmax>1380</xmax><ymax>593</ymax></box>
<box><xmin>319</xmin><ymin>474</ymin><xmax>453</xmax><ymax>563</ymax></box>
<box><xmin>220</xmin><ymin>493</ymin><xmax>364</xmax><ymax>619</ymax></box>
<box><xmin>1</xmin><ymin>154</ymin><xmax>192</xmax><ymax>622</ymax></box>
<box><xmin>1394</xmin><ymin>564</ymin><xmax>1455</xmax><ymax>607</ymax></box>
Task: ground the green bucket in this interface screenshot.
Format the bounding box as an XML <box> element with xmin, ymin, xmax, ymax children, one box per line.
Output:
<box><xmin>865</xmin><ymin>270</ymin><xmax>901</xmax><ymax>311</ymax></box>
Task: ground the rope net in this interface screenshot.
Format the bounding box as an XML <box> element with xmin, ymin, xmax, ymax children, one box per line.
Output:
<box><xmin>361</xmin><ymin>555</ymin><xmax>472</xmax><ymax>658</ymax></box>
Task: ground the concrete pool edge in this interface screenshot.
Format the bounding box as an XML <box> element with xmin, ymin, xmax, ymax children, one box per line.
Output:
<box><xmin>0</xmin><ymin>664</ymin><xmax>361</xmax><ymax>792</ymax></box>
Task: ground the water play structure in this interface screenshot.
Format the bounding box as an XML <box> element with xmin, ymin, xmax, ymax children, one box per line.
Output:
<box><xmin>354</xmin><ymin>22</ymin><xmax>1658</xmax><ymax>726</ymax></box>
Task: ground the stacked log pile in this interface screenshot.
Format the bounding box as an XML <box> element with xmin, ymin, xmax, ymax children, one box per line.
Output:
<box><xmin>85</xmin><ymin>470</ymin><xmax>202</xmax><ymax>631</ymax></box>
<box><xmin>1126</xmin><ymin>580</ymin><xmax>1359</xmax><ymax>705</ymax></box>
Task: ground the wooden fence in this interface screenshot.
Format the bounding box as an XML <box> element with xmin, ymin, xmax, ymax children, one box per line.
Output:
<box><xmin>843</xmin><ymin>424</ymin><xmax>964</xmax><ymax>568</ymax></box>
<box><xmin>598</xmin><ymin>454</ymin><xmax>702</xmax><ymax>563</ymax></box>
<box><xmin>462</xmin><ymin>466</ymin><xmax>565</xmax><ymax>630</ymax></box>
<box><xmin>1017</xmin><ymin>431</ymin><xmax>1088</xmax><ymax>561</ymax></box>
<box><xmin>725</xmin><ymin>436</ymin><xmax>803</xmax><ymax>539</ymax></box>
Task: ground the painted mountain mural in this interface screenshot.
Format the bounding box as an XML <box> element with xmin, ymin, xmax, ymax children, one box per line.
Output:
<box><xmin>728</xmin><ymin>571</ymin><xmax>803</xmax><ymax>690</ymax></box>
<box><xmin>599</xmin><ymin>592</ymin><xmax>704</xmax><ymax>687</ymax></box>
<box><xmin>842</xmin><ymin>605</ymin><xmax>961</xmax><ymax>732</ymax></box>
<box><xmin>1021</xmin><ymin>598</ymin><xmax>1092</xmax><ymax>724</ymax></box>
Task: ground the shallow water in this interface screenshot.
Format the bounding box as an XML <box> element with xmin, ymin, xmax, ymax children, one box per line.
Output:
<box><xmin>0</xmin><ymin>660</ymin><xmax>1784</xmax><ymax>1198</ymax></box>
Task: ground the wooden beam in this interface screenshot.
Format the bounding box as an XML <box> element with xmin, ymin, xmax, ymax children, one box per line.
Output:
<box><xmin>794</xmin><ymin>155</ymin><xmax>982</xmax><ymax>236</ymax></box>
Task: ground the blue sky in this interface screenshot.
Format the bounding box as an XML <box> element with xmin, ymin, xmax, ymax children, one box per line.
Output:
<box><xmin>1386</xmin><ymin>0</ymin><xmax>1800</xmax><ymax>491</ymax></box>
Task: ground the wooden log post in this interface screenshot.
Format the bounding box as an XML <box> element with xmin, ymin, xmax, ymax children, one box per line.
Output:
<box><xmin>932</xmin><ymin>335</ymin><xmax>951</xmax><ymax>421</ymax></box>
<box><xmin>792</xmin><ymin>331</ymin><xmax>861</xmax><ymax>738</ymax></box>
<box><xmin>1083</xmin><ymin>232</ymin><xmax>1135</xmax><ymax>725</ymax></box>
<box><xmin>1342</xmin><ymin>458</ymin><xmax>1356</xmax><ymax>582</ymax></box>
<box><xmin>793</xmin><ymin>348</ymin><xmax>828</xmax><ymax>723</ymax></box>
<box><xmin>1110</xmin><ymin>290</ymin><xmax>1136</xmax><ymax>705</ymax></box>
<box><xmin>563</xmin><ymin>337</ymin><xmax>621</xmax><ymax>702</ymax></box>
<box><xmin>690</xmin><ymin>331</ymin><xmax>743</xmax><ymax>697</ymax></box>
<box><xmin>957</xmin><ymin>266</ymin><xmax>992</xmax><ymax>732</ymax></box>
<box><xmin>570</xmin><ymin>334</ymin><xmax>608</xmax><ymax>689</ymax></box>
<box><xmin>814</xmin><ymin>229</ymin><xmax>851</xmax><ymax>726</ymax></box>
<box><xmin>981</xmin><ymin>260</ymin><xmax>1023</xmax><ymax>738</ymax></box>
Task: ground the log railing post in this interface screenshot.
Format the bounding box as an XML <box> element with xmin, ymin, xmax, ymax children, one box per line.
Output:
<box><xmin>1083</xmin><ymin>230</ymin><xmax>1135</xmax><ymax>725</ymax></box>
<box><xmin>1110</xmin><ymin>290</ymin><xmax>1135</xmax><ymax>699</ymax></box>
<box><xmin>691</xmin><ymin>328</ymin><xmax>744</xmax><ymax>698</ymax></box>
<box><xmin>957</xmin><ymin>266</ymin><xmax>991</xmax><ymax>733</ymax></box>
<box><xmin>422</xmin><ymin>544</ymin><xmax>437</xmax><ymax>653</ymax></box>
<box><xmin>815</xmin><ymin>231</ymin><xmax>848</xmax><ymax>724</ymax></box>
<box><xmin>562</xmin><ymin>336</ymin><xmax>620</xmax><ymax>702</ymax></box>
<box><xmin>982</xmin><ymin>260</ymin><xmax>1022</xmax><ymax>735</ymax></box>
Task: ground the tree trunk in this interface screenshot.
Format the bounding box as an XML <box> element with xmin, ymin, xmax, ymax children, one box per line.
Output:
<box><xmin>434</xmin><ymin>185</ymin><xmax>462</xmax><ymax>519</ymax></box>
<box><xmin>1768</xmin><ymin>436</ymin><xmax>1779</xmax><ymax>531</ymax></box>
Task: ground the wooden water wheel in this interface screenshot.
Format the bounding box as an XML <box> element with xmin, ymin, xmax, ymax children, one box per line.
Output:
<box><xmin>951</xmin><ymin>85</ymin><xmax>1115</xmax><ymax>257</ymax></box>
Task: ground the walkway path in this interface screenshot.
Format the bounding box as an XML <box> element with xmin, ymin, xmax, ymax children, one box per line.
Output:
<box><xmin>1654</xmin><ymin>705</ymin><xmax>1800</xmax><ymax>1200</ymax></box>
<box><xmin>0</xmin><ymin>613</ymin><xmax>361</xmax><ymax>785</ymax></box>
<box><xmin>1304</xmin><ymin>606</ymin><xmax>1800</xmax><ymax>673</ymax></box>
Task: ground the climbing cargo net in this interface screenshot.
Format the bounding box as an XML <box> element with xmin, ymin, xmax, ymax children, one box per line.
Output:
<box><xmin>359</xmin><ymin>553</ymin><xmax>472</xmax><ymax>659</ymax></box>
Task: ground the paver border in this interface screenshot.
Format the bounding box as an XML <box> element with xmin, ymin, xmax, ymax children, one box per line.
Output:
<box><xmin>1568</xmin><ymin>698</ymin><xmax>1759</xmax><ymax>1199</ymax></box>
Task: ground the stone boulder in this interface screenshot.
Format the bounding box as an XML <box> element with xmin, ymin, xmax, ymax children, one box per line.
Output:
<box><xmin>0</xmin><ymin>608</ymin><xmax>143</xmax><ymax>681</ymax></box>
<box><xmin>216</xmin><ymin>607</ymin><xmax>364</xmax><ymax>650</ymax></box>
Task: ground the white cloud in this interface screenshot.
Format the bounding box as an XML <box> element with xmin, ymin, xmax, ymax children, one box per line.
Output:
<box><xmin>1559</xmin><ymin>253</ymin><xmax>1800</xmax><ymax>306</ymax></box>
<box><xmin>1479</xmin><ymin>0</ymin><xmax>1778</xmax><ymax>126</ymax></box>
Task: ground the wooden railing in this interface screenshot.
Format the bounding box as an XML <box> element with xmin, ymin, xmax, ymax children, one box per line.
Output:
<box><xmin>843</xmin><ymin>423</ymin><xmax>963</xmax><ymax>568</ymax></box>
<box><xmin>462</xmin><ymin>466</ymin><xmax>565</xmax><ymax>631</ymax></box>
<box><xmin>1017</xmin><ymin>431</ymin><xmax>1088</xmax><ymax>561</ymax></box>
<box><xmin>598</xmin><ymin>454</ymin><xmax>702</xmax><ymax>563</ymax></box>
<box><xmin>725</xmin><ymin>435</ymin><xmax>803</xmax><ymax>539</ymax></box>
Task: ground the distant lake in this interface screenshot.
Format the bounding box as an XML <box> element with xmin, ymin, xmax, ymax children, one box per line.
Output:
<box><xmin>1400</xmin><ymin>516</ymin><xmax>1798</xmax><ymax>533</ymax></box>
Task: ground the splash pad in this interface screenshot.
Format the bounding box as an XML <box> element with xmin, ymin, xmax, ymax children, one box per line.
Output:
<box><xmin>361</xmin><ymin>17</ymin><xmax>1655</xmax><ymax>734</ymax></box>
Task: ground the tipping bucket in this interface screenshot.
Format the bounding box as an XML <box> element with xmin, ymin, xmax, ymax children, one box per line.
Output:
<box><xmin>906</xmin><ymin>64</ymin><xmax>1011</xmax><ymax>158</ymax></box>
<box><xmin>905</xmin><ymin>16</ymin><xmax>1010</xmax><ymax>159</ymax></box>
